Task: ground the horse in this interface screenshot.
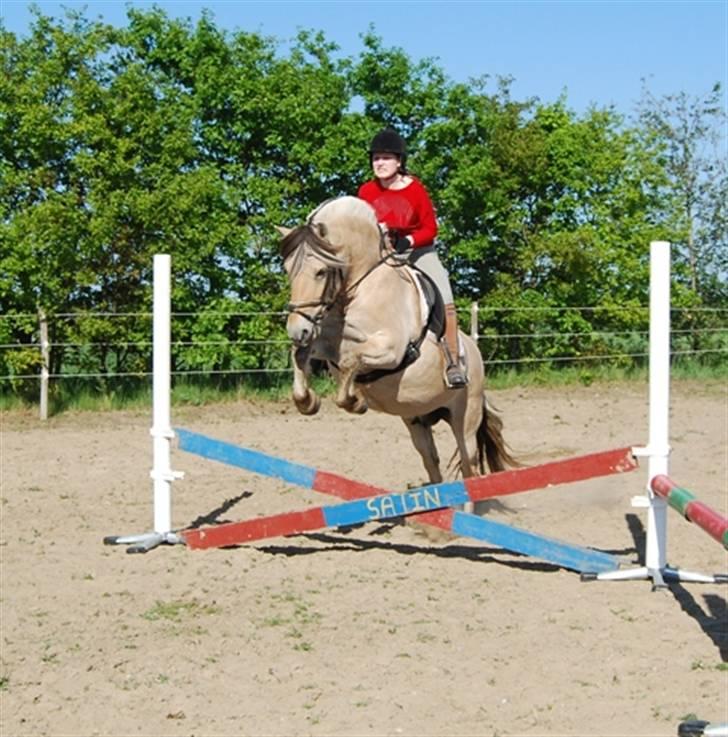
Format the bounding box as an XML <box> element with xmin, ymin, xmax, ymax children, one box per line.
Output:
<box><xmin>278</xmin><ymin>195</ymin><xmax>517</xmax><ymax>486</ymax></box>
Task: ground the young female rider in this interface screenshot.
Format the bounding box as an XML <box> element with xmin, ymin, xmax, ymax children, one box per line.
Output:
<box><xmin>357</xmin><ymin>127</ymin><xmax>467</xmax><ymax>389</ymax></box>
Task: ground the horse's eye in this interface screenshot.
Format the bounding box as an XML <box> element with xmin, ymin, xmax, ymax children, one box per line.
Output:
<box><xmin>315</xmin><ymin>267</ymin><xmax>328</xmax><ymax>280</ymax></box>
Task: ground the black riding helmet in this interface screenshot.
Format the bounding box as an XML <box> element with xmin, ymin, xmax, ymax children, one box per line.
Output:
<box><xmin>369</xmin><ymin>128</ymin><xmax>407</xmax><ymax>172</ymax></box>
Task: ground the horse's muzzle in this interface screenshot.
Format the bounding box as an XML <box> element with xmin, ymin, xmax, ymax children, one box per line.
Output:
<box><xmin>286</xmin><ymin>312</ymin><xmax>319</xmax><ymax>348</ymax></box>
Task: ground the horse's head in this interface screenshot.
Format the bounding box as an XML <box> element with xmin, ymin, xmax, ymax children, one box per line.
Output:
<box><xmin>279</xmin><ymin>222</ymin><xmax>348</xmax><ymax>348</ymax></box>
<box><xmin>278</xmin><ymin>196</ymin><xmax>386</xmax><ymax>348</ymax></box>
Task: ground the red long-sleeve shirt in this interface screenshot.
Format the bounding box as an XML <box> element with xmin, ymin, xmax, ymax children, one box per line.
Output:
<box><xmin>357</xmin><ymin>177</ymin><xmax>438</xmax><ymax>249</ymax></box>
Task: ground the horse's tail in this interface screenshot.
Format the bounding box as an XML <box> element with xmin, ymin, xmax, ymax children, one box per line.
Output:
<box><xmin>477</xmin><ymin>395</ymin><xmax>520</xmax><ymax>473</ymax></box>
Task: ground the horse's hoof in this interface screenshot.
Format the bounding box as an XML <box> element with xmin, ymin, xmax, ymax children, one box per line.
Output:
<box><xmin>351</xmin><ymin>398</ymin><xmax>368</xmax><ymax>415</ymax></box>
<box><xmin>294</xmin><ymin>392</ymin><xmax>320</xmax><ymax>415</ymax></box>
<box><xmin>336</xmin><ymin>394</ymin><xmax>368</xmax><ymax>415</ymax></box>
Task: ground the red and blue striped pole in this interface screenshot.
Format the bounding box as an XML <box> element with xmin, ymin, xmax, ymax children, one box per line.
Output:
<box><xmin>651</xmin><ymin>475</ymin><xmax>728</xmax><ymax>550</ymax></box>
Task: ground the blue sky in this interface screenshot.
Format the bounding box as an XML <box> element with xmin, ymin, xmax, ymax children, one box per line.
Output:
<box><xmin>1</xmin><ymin>0</ymin><xmax>726</xmax><ymax>115</ymax></box>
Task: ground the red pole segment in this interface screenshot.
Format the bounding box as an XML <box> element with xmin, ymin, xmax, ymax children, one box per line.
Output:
<box><xmin>651</xmin><ymin>474</ymin><xmax>728</xmax><ymax>550</ymax></box>
<box><xmin>464</xmin><ymin>447</ymin><xmax>637</xmax><ymax>501</ymax></box>
<box><xmin>186</xmin><ymin>508</ymin><xmax>327</xmax><ymax>549</ymax></box>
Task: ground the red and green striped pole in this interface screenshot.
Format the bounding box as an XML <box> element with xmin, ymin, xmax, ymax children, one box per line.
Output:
<box><xmin>651</xmin><ymin>475</ymin><xmax>728</xmax><ymax>550</ymax></box>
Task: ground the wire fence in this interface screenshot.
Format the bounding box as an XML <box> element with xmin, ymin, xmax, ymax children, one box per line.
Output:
<box><xmin>1</xmin><ymin>305</ymin><xmax>726</xmax><ymax>385</ymax></box>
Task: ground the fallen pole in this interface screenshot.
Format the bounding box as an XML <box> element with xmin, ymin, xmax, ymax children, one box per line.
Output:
<box><xmin>176</xmin><ymin>429</ymin><xmax>630</xmax><ymax>572</ymax></box>
<box><xmin>181</xmin><ymin>498</ymin><xmax>619</xmax><ymax>573</ymax></box>
<box><xmin>176</xmin><ymin>429</ymin><xmax>637</xmax><ymax>506</ymax></box>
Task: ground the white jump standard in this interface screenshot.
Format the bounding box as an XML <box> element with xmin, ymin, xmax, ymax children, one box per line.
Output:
<box><xmin>104</xmin><ymin>255</ymin><xmax>184</xmax><ymax>553</ymax></box>
<box><xmin>581</xmin><ymin>242</ymin><xmax>726</xmax><ymax>587</ymax></box>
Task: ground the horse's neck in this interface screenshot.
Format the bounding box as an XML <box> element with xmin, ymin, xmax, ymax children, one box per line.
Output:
<box><xmin>340</xmin><ymin>237</ymin><xmax>382</xmax><ymax>285</ymax></box>
<box><xmin>323</xmin><ymin>215</ymin><xmax>383</xmax><ymax>286</ymax></box>
<box><xmin>346</xmin><ymin>254</ymin><xmax>379</xmax><ymax>286</ymax></box>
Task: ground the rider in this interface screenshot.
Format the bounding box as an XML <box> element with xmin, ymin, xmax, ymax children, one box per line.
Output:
<box><xmin>357</xmin><ymin>127</ymin><xmax>468</xmax><ymax>389</ymax></box>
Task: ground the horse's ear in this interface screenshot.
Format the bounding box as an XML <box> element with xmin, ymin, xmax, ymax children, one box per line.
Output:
<box><xmin>276</xmin><ymin>226</ymin><xmax>292</xmax><ymax>238</ymax></box>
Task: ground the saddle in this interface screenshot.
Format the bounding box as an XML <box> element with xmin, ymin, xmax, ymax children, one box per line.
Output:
<box><xmin>354</xmin><ymin>266</ymin><xmax>445</xmax><ymax>384</ymax></box>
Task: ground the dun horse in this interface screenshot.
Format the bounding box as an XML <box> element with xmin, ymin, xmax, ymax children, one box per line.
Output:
<box><xmin>279</xmin><ymin>196</ymin><xmax>516</xmax><ymax>485</ymax></box>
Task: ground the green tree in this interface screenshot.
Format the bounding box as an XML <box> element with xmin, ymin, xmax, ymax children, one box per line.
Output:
<box><xmin>0</xmin><ymin>7</ymin><xmax>367</xmax><ymax>391</ymax></box>
<box><xmin>637</xmin><ymin>82</ymin><xmax>727</xmax><ymax>302</ymax></box>
<box><xmin>417</xmin><ymin>83</ymin><xmax>674</xmax><ymax>364</ymax></box>
<box><xmin>1</xmin><ymin>10</ymin><xmax>118</xmax><ymax>386</ymax></box>
<box><xmin>2</xmin><ymin>8</ymin><xmax>722</xmax><ymax>398</ymax></box>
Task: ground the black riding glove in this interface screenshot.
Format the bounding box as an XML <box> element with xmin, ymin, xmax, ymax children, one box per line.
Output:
<box><xmin>394</xmin><ymin>236</ymin><xmax>411</xmax><ymax>253</ymax></box>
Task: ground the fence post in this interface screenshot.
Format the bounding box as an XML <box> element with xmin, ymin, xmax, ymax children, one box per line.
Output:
<box><xmin>39</xmin><ymin>309</ymin><xmax>49</xmax><ymax>421</ymax></box>
<box><xmin>470</xmin><ymin>302</ymin><xmax>479</xmax><ymax>342</ymax></box>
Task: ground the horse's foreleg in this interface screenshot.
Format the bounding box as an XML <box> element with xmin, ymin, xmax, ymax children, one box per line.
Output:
<box><xmin>333</xmin><ymin>331</ymin><xmax>403</xmax><ymax>415</ymax></box>
<box><xmin>402</xmin><ymin>417</ymin><xmax>443</xmax><ymax>484</ymax></box>
<box><xmin>334</xmin><ymin>360</ymin><xmax>368</xmax><ymax>414</ymax></box>
<box><xmin>291</xmin><ymin>347</ymin><xmax>321</xmax><ymax>415</ymax></box>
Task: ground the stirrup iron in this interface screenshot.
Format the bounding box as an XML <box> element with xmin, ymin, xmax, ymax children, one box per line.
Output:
<box><xmin>440</xmin><ymin>340</ymin><xmax>468</xmax><ymax>389</ymax></box>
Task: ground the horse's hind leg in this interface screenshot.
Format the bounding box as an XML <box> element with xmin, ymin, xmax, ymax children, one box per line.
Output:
<box><xmin>402</xmin><ymin>417</ymin><xmax>443</xmax><ymax>484</ymax></box>
<box><xmin>447</xmin><ymin>391</ymin><xmax>486</xmax><ymax>513</ymax></box>
<box><xmin>446</xmin><ymin>389</ymin><xmax>483</xmax><ymax>475</ymax></box>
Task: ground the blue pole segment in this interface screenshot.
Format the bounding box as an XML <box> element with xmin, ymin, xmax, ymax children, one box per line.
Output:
<box><xmin>451</xmin><ymin>511</ymin><xmax>619</xmax><ymax>573</ymax></box>
<box><xmin>323</xmin><ymin>482</ymin><xmax>468</xmax><ymax>528</ymax></box>
<box><xmin>176</xmin><ymin>428</ymin><xmax>317</xmax><ymax>489</ymax></box>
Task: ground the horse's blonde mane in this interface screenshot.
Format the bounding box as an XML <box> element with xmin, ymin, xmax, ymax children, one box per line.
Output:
<box><xmin>311</xmin><ymin>196</ymin><xmax>378</xmax><ymax>229</ymax></box>
<box><xmin>299</xmin><ymin>196</ymin><xmax>380</xmax><ymax>262</ymax></box>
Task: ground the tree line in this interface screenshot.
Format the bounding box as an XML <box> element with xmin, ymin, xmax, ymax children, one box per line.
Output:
<box><xmin>1</xmin><ymin>7</ymin><xmax>726</xmax><ymax>396</ymax></box>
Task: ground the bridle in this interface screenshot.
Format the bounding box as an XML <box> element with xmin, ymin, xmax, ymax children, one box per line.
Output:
<box><xmin>280</xmin><ymin>218</ymin><xmax>399</xmax><ymax>328</ymax></box>
<box><xmin>280</xmin><ymin>223</ymin><xmax>347</xmax><ymax>328</ymax></box>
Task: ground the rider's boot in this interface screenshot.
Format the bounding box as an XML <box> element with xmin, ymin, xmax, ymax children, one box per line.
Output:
<box><xmin>442</xmin><ymin>303</ymin><xmax>467</xmax><ymax>389</ymax></box>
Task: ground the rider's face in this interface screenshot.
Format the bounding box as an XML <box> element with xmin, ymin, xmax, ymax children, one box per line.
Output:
<box><xmin>371</xmin><ymin>152</ymin><xmax>400</xmax><ymax>181</ymax></box>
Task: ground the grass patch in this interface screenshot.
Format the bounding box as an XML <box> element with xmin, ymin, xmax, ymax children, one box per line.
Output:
<box><xmin>141</xmin><ymin>599</ymin><xmax>221</xmax><ymax>622</ymax></box>
<box><xmin>484</xmin><ymin>361</ymin><xmax>727</xmax><ymax>390</ymax></box>
<box><xmin>2</xmin><ymin>361</ymin><xmax>724</xmax><ymax>417</ymax></box>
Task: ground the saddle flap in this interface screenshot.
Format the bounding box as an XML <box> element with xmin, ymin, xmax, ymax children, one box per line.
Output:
<box><xmin>412</xmin><ymin>268</ymin><xmax>446</xmax><ymax>341</ymax></box>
